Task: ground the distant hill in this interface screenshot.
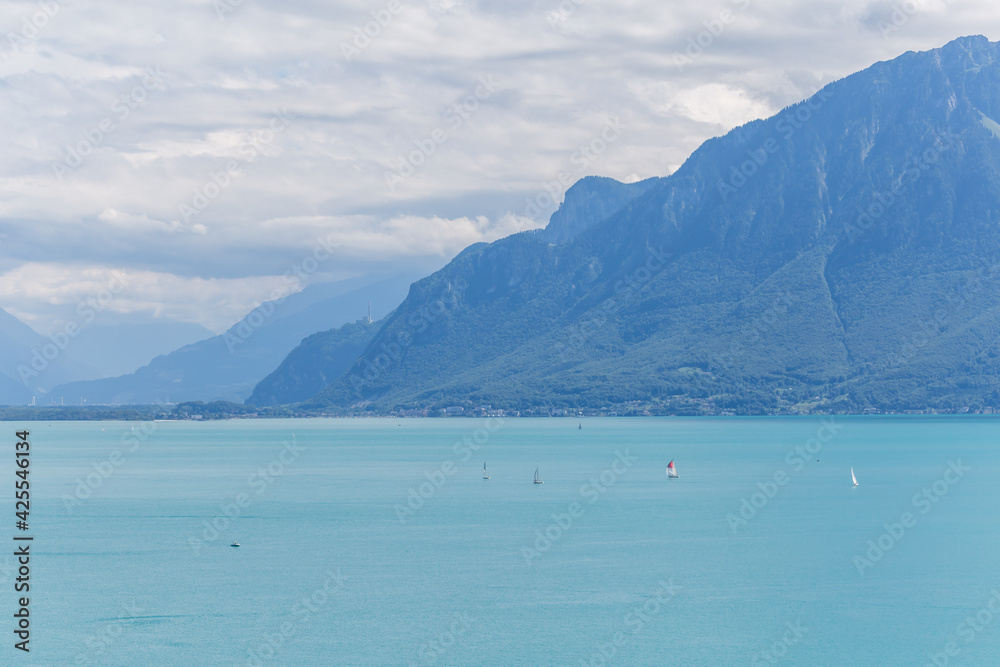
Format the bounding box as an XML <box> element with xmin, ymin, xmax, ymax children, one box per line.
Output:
<box><xmin>247</xmin><ymin>319</ymin><xmax>379</xmax><ymax>407</ymax></box>
<box><xmin>538</xmin><ymin>176</ymin><xmax>662</xmax><ymax>244</ymax></box>
<box><xmin>69</xmin><ymin>322</ymin><xmax>214</xmax><ymax>377</ymax></box>
<box><xmin>48</xmin><ymin>273</ymin><xmax>419</xmax><ymax>405</ymax></box>
<box><xmin>0</xmin><ymin>307</ymin><xmax>102</xmax><ymax>404</ymax></box>
<box><xmin>298</xmin><ymin>36</ymin><xmax>1000</xmax><ymax>415</ymax></box>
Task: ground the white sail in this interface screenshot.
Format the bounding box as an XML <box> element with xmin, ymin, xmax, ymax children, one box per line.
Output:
<box><xmin>851</xmin><ymin>467</ymin><xmax>858</xmax><ymax>486</ymax></box>
<box><xmin>666</xmin><ymin>461</ymin><xmax>679</xmax><ymax>478</ymax></box>
<box><xmin>534</xmin><ymin>467</ymin><xmax>543</xmax><ymax>484</ymax></box>
<box><xmin>483</xmin><ymin>462</ymin><xmax>490</xmax><ymax>479</ymax></box>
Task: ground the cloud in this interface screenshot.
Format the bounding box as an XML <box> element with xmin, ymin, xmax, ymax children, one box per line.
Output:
<box><xmin>629</xmin><ymin>80</ymin><xmax>775</xmax><ymax>128</ymax></box>
<box><xmin>0</xmin><ymin>261</ymin><xmax>300</xmax><ymax>335</ymax></box>
<box><xmin>0</xmin><ymin>0</ymin><xmax>996</xmax><ymax>331</ymax></box>
<box><xmin>0</xmin><ymin>211</ymin><xmax>541</xmax><ymax>334</ymax></box>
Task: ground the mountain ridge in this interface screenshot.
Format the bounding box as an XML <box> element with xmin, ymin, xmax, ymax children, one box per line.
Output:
<box><xmin>49</xmin><ymin>273</ymin><xmax>419</xmax><ymax>405</ymax></box>
<box><xmin>288</xmin><ymin>36</ymin><xmax>1000</xmax><ymax>415</ymax></box>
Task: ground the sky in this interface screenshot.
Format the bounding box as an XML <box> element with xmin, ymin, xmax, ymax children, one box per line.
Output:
<box><xmin>0</xmin><ymin>0</ymin><xmax>996</xmax><ymax>334</ymax></box>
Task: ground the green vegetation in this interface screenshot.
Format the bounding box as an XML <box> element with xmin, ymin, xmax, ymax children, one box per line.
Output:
<box><xmin>247</xmin><ymin>320</ymin><xmax>378</xmax><ymax>407</ymax></box>
<box><xmin>290</xmin><ymin>37</ymin><xmax>1000</xmax><ymax>417</ymax></box>
<box><xmin>0</xmin><ymin>401</ymin><xmax>297</xmax><ymax>421</ymax></box>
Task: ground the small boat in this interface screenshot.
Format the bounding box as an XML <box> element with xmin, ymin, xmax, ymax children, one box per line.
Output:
<box><xmin>533</xmin><ymin>468</ymin><xmax>544</xmax><ymax>484</ymax></box>
<box><xmin>483</xmin><ymin>462</ymin><xmax>490</xmax><ymax>480</ymax></box>
<box><xmin>231</xmin><ymin>542</ymin><xmax>240</xmax><ymax>548</ymax></box>
<box><xmin>851</xmin><ymin>467</ymin><xmax>859</xmax><ymax>487</ymax></box>
<box><xmin>667</xmin><ymin>461</ymin><xmax>679</xmax><ymax>479</ymax></box>
<box><xmin>578</xmin><ymin>423</ymin><xmax>582</xmax><ymax>430</ymax></box>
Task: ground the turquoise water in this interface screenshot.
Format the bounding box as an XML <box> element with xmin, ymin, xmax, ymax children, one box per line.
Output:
<box><xmin>5</xmin><ymin>416</ymin><xmax>1000</xmax><ymax>665</ymax></box>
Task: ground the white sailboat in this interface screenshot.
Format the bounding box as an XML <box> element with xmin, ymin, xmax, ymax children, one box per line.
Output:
<box><xmin>666</xmin><ymin>460</ymin><xmax>679</xmax><ymax>478</ymax></box>
<box><xmin>533</xmin><ymin>467</ymin><xmax>543</xmax><ymax>484</ymax></box>
<box><xmin>483</xmin><ymin>462</ymin><xmax>490</xmax><ymax>480</ymax></box>
<box><xmin>851</xmin><ymin>467</ymin><xmax>859</xmax><ymax>487</ymax></box>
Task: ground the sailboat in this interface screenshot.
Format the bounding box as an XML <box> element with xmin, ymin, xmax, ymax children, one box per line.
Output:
<box><xmin>483</xmin><ymin>462</ymin><xmax>490</xmax><ymax>480</ymax></box>
<box><xmin>533</xmin><ymin>468</ymin><xmax>543</xmax><ymax>484</ymax></box>
<box><xmin>666</xmin><ymin>461</ymin><xmax>679</xmax><ymax>478</ymax></box>
<box><xmin>851</xmin><ymin>467</ymin><xmax>859</xmax><ymax>487</ymax></box>
<box><xmin>578</xmin><ymin>423</ymin><xmax>582</xmax><ymax>430</ymax></box>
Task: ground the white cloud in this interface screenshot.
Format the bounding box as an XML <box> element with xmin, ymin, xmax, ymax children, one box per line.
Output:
<box><xmin>0</xmin><ymin>210</ymin><xmax>541</xmax><ymax>333</ymax></box>
<box><xmin>0</xmin><ymin>0</ymin><xmax>996</xmax><ymax>331</ymax></box>
<box><xmin>0</xmin><ymin>262</ymin><xmax>292</xmax><ymax>335</ymax></box>
<box><xmin>629</xmin><ymin>80</ymin><xmax>775</xmax><ymax>128</ymax></box>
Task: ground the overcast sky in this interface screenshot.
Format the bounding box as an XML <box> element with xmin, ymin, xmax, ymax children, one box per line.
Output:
<box><xmin>0</xmin><ymin>0</ymin><xmax>996</xmax><ymax>334</ymax></box>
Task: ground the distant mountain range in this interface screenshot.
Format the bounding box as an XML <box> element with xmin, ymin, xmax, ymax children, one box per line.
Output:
<box><xmin>48</xmin><ymin>274</ymin><xmax>419</xmax><ymax>405</ymax></box>
<box><xmin>247</xmin><ymin>319</ymin><xmax>379</xmax><ymax>407</ymax></box>
<box><xmin>68</xmin><ymin>322</ymin><xmax>215</xmax><ymax>378</ymax></box>
<box><xmin>0</xmin><ymin>307</ymin><xmax>100</xmax><ymax>405</ymax></box>
<box><xmin>271</xmin><ymin>36</ymin><xmax>1000</xmax><ymax>415</ymax></box>
<box><xmin>0</xmin><ymin>308</ymin><xmax>212</xmax><ymax>405</ymax></box>
<box><xmin>18</xmin><ymin>36</ymin><xmax>1000</xmax><ymax>416</ymax></box>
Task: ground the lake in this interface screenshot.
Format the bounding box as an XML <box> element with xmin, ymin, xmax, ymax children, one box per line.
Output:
<box><xmin>9</xmin><ymin>416</ymin><xmax>1000</xmax><ymax>665</ymax></box>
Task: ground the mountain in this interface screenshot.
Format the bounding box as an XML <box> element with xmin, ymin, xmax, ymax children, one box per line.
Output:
<box><xmin>48</xmin><ymin>273</ymin><xmax>419</xmax><ymax>405</ymax></box>
<box><xmin>538</xmin><ymin>176</ymin><xmax>662</xmax><ymax>244</ymax></box>
<box><xmin>246</xmin><ymin>319</ymin><xmax>380</xmax><ymax>406</ymax></box>
<box><xmin>0</xmin><ymin>307</ymin><xmax>103</xmax><ymax>404</ymax></box>
<box><xmin>68</xmin><ymin>322</ymin><xmax>214</xmax><ymax>377</ymax></box>
<box><xmin>300</xmin><ymin>36</ymin><xmax>1000</xmax><ymax>415</ymax></box>
<box><xmin>248</xmin><ymin>178</ymin><xmax>661</xmax><ymax>408</ymax></box>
